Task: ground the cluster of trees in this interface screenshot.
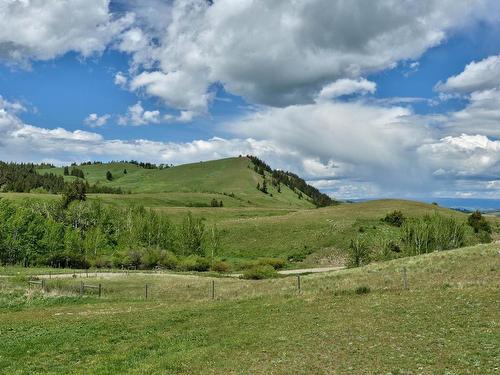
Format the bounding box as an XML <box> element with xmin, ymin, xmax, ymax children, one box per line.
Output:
<box><xmin>210</xmin><ymin>198</ymin><xmax>224</xmax><ymax>207</ymax></box>
<box><xmin>247</xmin><ymin>155</ymin><xmax>335</xmax><ymax>207</ymax></box>
<box><xmin>348</xmin><ymin>210</ymin><xmax>494</xmax><ymax>268</ymax></box>
<box><xmin>0</xmin><ymin>162</ymin><xmax>65</xmax><ymax>193</ymax></box>
<box><xmin>63</xmin><ymin>166</ymin><xmax>84</xmax><ymax>178</ymax></box>
<box><xmin>0</xmin><ymin>198</ymin><xmax>222</xmax><ymax>269</ymax></box>
<box><xmin>0</xmin><ymin>163</ymin><xmax>124</xmax><ymax>196</ymax></box>
<box><xmin>124</xmin><ymin>160</ymin><xmax>172</xmax><ymax>170</ymax></box>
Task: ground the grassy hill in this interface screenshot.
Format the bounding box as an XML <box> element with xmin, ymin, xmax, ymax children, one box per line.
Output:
<box><xmin>1</xmin><ymin>242</ymin><xmax>498</xmax><ymax>373</ymax></box>
<box><xmin>37</xmin><ymin>157</ymin><xmax>316</xmax><ymax>208</ymax></box>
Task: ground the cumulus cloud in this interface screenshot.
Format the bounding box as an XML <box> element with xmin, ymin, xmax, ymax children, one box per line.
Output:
<box><xmin>436</xmin><ymin>54</ymin><xmax>500</xmax><ymax>93</ymax></box>
<box><xmin>118</xmin><ymin>101</ymin><xmax>160</xmax><ymax>126</ymax></box>
<box><xmin>83</xmin><ymin>113</ymin><xmax>110</xmax><ymax>128</ymax></box>
<box><xmin>118</xmin><ymin>0</ymin><xmax>489</xmax><ymax>114</ymax></box>
<box><xmin>1</xmin><ymin>92</ymin><xmax>500</xmax><ymax>198</ymax></box>
<box><xmin>435</xmin><ymin>54</ymin><xmax>500</xmax><ymax>138</ymax></box>
<box><xmin>316</xmin><ymin>79</ymin><xmax>376</xmax><ymax>101</ymax></box>
<box><xmin>0</xmin><ymin>0</ymin><xmax>133</xmax><ymax>64</ymax></box>
<box><xmin>114</xmin><ymin>71</ymin><xmax>128</xmax><ymax>88</ymax></box>
<box><xmin>418</xmin><ymin>134</ymin><xmax>500</xmax><ymax>179</ymax></box>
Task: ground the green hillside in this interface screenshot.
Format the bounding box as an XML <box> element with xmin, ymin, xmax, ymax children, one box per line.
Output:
<box><xmin>1</xmin><ymin>243</ymin><xmax>498</xmax><ymax>374</ymax></box>
<box><xmin>37</xmin><ymin>157</ymin><xmax>315</xmax><ymax>208</ymax></box>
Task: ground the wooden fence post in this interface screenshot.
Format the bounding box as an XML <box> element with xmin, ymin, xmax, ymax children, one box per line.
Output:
<box><xmin>80</xmin><ymin>281</ymin><xmax>84</xmax><ymax>296</ymax></box>
<box><xmin>41</xmin><ymin>279</ymin><xmax>46</xmax><ymax>292</ymax></box>
<box><xmin>402</xmin><ymin>267</ymin><xmax>409</xmax><ymax>290</ymax></box>
<box><xmin>98</xmin><ymin>283</ymin><xmax>102</xmax><ymax>298</ymax></box>
<box><xmin>145</xmin><ymin>284</ymin><xmax>148</xmax><ymax>300</ymax></box>
<box><xmin>211</xmin><ymin>280</ymin><xmax>215</xmax><ymax>300</ymax></box>
<box><xmin>297</xmin><ymin>275</ymin><xmax>301</xmax><ymax>293</ymax></box>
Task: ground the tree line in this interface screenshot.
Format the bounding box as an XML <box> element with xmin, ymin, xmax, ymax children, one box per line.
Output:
<box><xmin>0</xmin><ymin>162</ymin><xmax>124</xmax><ymax>195</ymax></box>
<box><xmin>0</xmin><ymin>197</ymin><xmax>222</xmax><ymax>270</ymax></box>
<box><xmin>247</xmin><ymin>155</ymin><xmax>335</xmax><ymax>207</ymax></box>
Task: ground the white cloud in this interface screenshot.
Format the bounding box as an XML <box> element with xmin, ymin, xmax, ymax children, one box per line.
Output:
<box><xmin>418</xmin><ymin>134</ymin><xmax>500</xmax><ymax>178</ymax></box>
<box><xmin>0</xmin><ymin>0</ymin><xmax>133</xmax><ymax>64</ymax></box>
<box><xmin>83</xmin><ymin>113</ymin><xmax>110</xmax><ymax>128</ymax></box>
<box><xmin>316</xmin><ymin>79</ymin><xmax>376</xmax><ymax>101</ymax></box>
<box><xmin>436</xmin><ymin>54</ymin><xmax>500</xmax><ymax>93</ymax></box>
<box><xmin>1</xmin><ymin>93</ymin><xmax>500</xmax><ymax>198</ymax></box>
<box><xmin>114</xmin><ymin>71</ymin><xmax>128</xmax><ymax>88</ymax></box>
<box><xmin>119</xmin><ymin>0</ymin><xmax>490</xmax><ymax>114</ymax></box>
<box><xmin>118</xmin><ymin>101</ymin><xmax>160</xmax><ymax>126</ymax></box>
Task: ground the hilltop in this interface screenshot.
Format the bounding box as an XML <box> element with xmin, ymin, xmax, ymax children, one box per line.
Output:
<box><xmin>35</xmin><ymin>156</ymin><xmax>329</xmax><ymax>208</ymax></box>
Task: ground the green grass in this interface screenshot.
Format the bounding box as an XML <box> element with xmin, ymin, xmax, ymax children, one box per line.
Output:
<box><xmin>0</xmin><ymin>194</ymin><xmax>497</xmax><ymax>267</ymax></box>
<box><xmin>0</xmin><ymin>243</ymin><xmax>498</xmax><ymax>374</ymax></box>
<box><xmin>37</xmin><ymin>157</ymin><xmax>315</xmax><ymax>208</ymax></box>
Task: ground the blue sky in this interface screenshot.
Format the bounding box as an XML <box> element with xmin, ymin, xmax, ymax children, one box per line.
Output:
<box><xmin>1</xmin><ymin>0</ymin><xmax>500</xmax><ymax>200</ymax></box>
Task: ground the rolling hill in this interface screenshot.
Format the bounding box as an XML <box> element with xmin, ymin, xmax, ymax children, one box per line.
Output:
<box><xmin>37</xmin><ymin>157</ymin><xmax>318</xmax><ymax>208</ymax></box>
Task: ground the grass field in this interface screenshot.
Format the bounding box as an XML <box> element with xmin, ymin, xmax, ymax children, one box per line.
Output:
<box><xmin>1</xmin><ymin>243</ymin><xmax>498</xmax><ymax>374</ymax></box>
<box><xmin>1</xmin><ymin>193</ymin><xmax>498</xmax><ymax>268</ymax></box>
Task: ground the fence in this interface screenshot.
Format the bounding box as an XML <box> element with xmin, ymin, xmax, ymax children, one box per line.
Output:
<box><xmin>25</xmin><ymin>268</ymin><xmax>413</xmax><ymax>303</ymax></box>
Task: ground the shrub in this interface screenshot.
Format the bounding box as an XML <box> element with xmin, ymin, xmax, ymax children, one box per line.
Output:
<box><xmin>211</xmin><ymin>260</ymin><xmax>230</xmax><ymax>273</ymax></box>
<box><xmin>140</xmin><ymin>248</ymin><xmax>161</xmax><ymax>269</ymax></box>
<box><xmin>241</xmin><ymin>265</ymin><xmax>277</xmax><ymax>280</ymax></box>
<box><xmin>382</xmin><ymin>210</ymin><xmax>405</xmax><ymax>227</ymax></box>
<box><xmin>177</xmin><ymin>256</ymin><xmax>210</xmax><ymax>272</ymax></box>
<box><xmin>158</xmin><ymin>251</ymin><xmax>178</xmax><ymax>270</ymax></box>
<box><xmin>258</xmin><ymin>257</ymin><xmax>286</xmax><ymax>270</ymax></box>
<box><xmin>346</xmin><ymin>238</ymin><xmax>371</xmax><ymax>268</ymax></box>
<box><xmin>467</xmin><ymin>211</ymin><xmax>491</xmax><ymax>234</ymax></box>
<box><xmin>401</xmin><ymin>214</ymin><xmax>466</xmax><ymax>255</ymax></box>
<box><xmin>355</xmin><ymin>285</ymin><xmax>371</xmax><ymax>294</ymax></box>
<box><xmin>177</xmin><ymin>213</ymin><xmax>205</xmax><ymax>256</ymax></box>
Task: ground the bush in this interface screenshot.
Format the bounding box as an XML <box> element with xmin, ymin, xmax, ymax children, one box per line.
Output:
<box><xmin>158</xmin><ymin>251</ymin><xmax>178</xmax><ymax>270</ymax></box>
<box><xmin>177</xmin><ymin>256</ymin><xmax>210</xmax><ymax>272</ymax></box>
<box><xmin>401</xmin><ymin>214</ymin><xmax>466</xmax><ymax>255</ymax></box>
<box><xmin>355</xmin><ymin>285</ymin><xmax>371</xmax><ymax>294</ymax></box>
<box><xmin>467</xmin><ymin>211</ymin><xmax>491</xmax><ymax>234</ymax></box>
<box><xmin>258</xmin><ymin>257</ymin><xmax>286</xmax><ymax>270</ymax></box>
<box><xmin>241</xmin><ymin>265</ymin><xmax>277</xmax><ymax>280</ymax></box>
<box><xmin>382</xmin><ymin>210</ymin><xmax>405</xmax><ymax>227</ymax></box>
<box><xmin>346</xmin><ymin>238</ymin><xmax>371</xmax><ymax>268</ymax></box>
<box><xmin>211</xmin><ymin>260</ymin><xmax>230</xmax><ymax>273</ymax></box>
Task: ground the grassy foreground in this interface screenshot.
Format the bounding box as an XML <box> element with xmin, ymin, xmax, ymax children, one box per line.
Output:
<box><xmin>0</xmin><ymin>243</ymin><xmax>498</xmax><ymax>374</ymax></box>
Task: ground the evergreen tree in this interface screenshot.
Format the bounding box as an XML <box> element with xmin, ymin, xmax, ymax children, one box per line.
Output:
<box><xmin>123</xmin><ymin>169</ymin><xmax>127</xmax><ymax>174</ymax></box>
<box><xmin>261</xmin><ymin>180</ymin><xmax>268</xmax><ymax>194</ymax></box>
<box><xmin>63</xmin><ymin>166</ymin><xmax>69</xmax><ymax>176</ymax></box>
<box><xmin>62</xmin><ymin>179</ymin><xmax>87</xmax><ymax>208</ymax></box>
<box><xmin>106</xmin><ymin>171</ymin><xmax>113</xmax><ymax>181</ymax></box>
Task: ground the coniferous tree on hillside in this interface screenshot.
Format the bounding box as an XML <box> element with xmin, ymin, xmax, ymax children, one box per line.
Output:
<box><xmin>106</xmin><ymin>171</ymin><xmax>113</xmax><ymax>181</ymax></box>
<box><xmin>62</xmin><ymin>179</ymin><xmax>87</xmax><ymax>208</ymax></box>
<box><xmin>247</xmin><ymin>155</ymin><xmax>335</xmax><ymax>207</ymax></box>
<box><xmin>63</xmin><ymin>166</ymin><xmax>69</xmax><ymax>176</ymax></box>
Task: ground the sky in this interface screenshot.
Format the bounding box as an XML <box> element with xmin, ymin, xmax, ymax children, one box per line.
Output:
<box><xmin>1</xmin><ymin>0</ymin><xmax>500</xmax><ymax>200</ymax></box>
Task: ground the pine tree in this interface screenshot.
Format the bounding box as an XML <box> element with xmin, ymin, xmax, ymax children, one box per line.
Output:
<box><xmin>106</xmin><ymin>171</ymin><xmax>113</xmax><ymax>181</ymax></box>
<box><xmin>63</xmin><ymin>166</ymin><xmax>69</xmax><ymax>176</ymax></box>
<box><xmin>123</xmin><ymin>169</ymin><xmax>127</xmax><ymax>175</ymax></box>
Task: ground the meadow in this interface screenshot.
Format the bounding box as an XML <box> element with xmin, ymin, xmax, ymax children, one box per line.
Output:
<box><xmin>0</xmin><ymin>242</ymin><xmax>498</xmax><ymax>374</ymax></box>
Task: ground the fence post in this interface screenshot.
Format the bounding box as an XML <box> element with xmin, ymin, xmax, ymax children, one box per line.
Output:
<box><xmin>145</xmin><ymin>284</ymin><xmax>148</xmax><ymax>300</ymax></box>
<box><xmin>80</xmin><ymin>281</ymin><xmax>84</xmax><ymax>296</ymax></box>
<box><xmin>211</xmin><ymin>280</ymin><xmax>215</xmax><ymax>300</ymax></box>
<box><xmin>297</xmin><ymin>275</ymin><xmax>301</xmax><ymax>293</ymax></box>
<box><xmin>42</xmin><ymin>279</ymin><xmax>46</xmax><ymax>292</ymax></box>
<box><xmin>49</xmin><ymin>271</ymin><xmax>51</xmax><ymax>280</ymax></box>
<box><xmin>402</xmin><ymin>267</ymin><xmax>409</xmax><ymax>290</ymax></box>
<box><xmin>98</xmin><ymin>283</ymin><xmax>102</xmax><ymax>298</ymax></box>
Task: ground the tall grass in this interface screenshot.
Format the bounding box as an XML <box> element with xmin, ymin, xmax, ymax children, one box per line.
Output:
<box><xmin>401</xmin><ymin>214</ymin><xmax>466</xmax><ymax>255</ymax></box>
